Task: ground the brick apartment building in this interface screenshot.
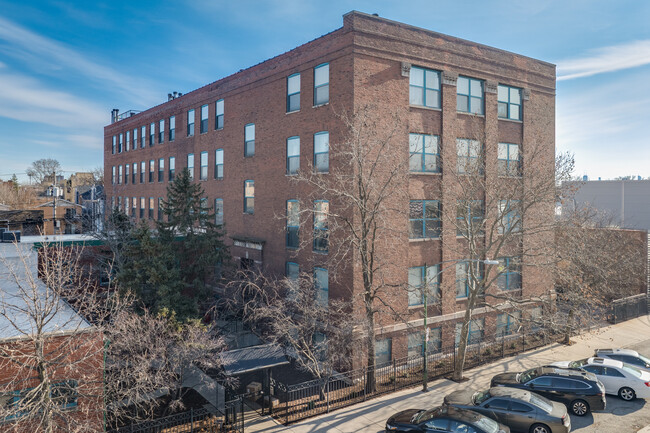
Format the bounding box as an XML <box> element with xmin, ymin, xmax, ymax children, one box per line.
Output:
<box><xmin>105</xmin><ymin>12</ymin><xmax>555</xmax><ymax>363</ymax></box>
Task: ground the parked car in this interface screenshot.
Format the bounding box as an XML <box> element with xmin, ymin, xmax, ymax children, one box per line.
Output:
<box><xmin>385</xmin><ymin>405</ymin><xmax>510</xmax><ymax>433</ymax></box>
<box><xmin>443</xmin><ymin>387</ymin><xmax>571</xmax><ymax>433</ymax></box>
<box><xmin>594</xmin><ymin>348</ymin><xmax>650</xmax><ymax>371</ymax></box>
<box><xmin>490</xmin><ymin>366</ymin><xmax>606</xmax><ymax>416</ymax></box>
<box><xmin>550</xmin><ymin>357</ymin><xmax>650</xmax><ymax>401</ymax></box>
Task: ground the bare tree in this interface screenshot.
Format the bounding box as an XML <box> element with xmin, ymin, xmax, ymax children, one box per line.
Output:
<box><xmin>90</xmin><ymin>167</ymin><xmax>104</xmax><ymax>188</ymax></box>
<box><xmin>0</xmin><ymin>181</ymin><xmax>38</xmax><ymax>209</ymax></box>
<box><xmin>26</xmin><ymin>159</ymin><xmax>62</xmax><ymax>184</ymax></box>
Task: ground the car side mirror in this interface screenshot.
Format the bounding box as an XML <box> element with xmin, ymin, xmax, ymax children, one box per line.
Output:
<box><xmin>528</xmin><ymin>383</ymin><xmax>534</xmax><ymax>389</ymax></box>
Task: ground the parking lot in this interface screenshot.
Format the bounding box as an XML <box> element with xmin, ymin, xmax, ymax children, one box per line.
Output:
<box><xmin>255</xmin><ymin>316</ymin><xmax>650</xmax><ymax>433</ymax></box>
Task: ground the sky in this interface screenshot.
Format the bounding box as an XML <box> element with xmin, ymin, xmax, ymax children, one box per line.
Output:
<box><xmin>0</xmin><ymin>0</ymin><xmax>649</xmax><ymax>182</ymax></box>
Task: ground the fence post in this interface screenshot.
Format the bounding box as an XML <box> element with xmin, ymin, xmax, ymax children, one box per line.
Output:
<box><xmin>393</xmin><ymin>358</ymin><xmax>397</xmax><ymax>392</ymax></box>
<box><xmin>285</xmin><ymin>388</ymin><xmax>289</xmax><ymax>426</ymax></box>
<box><xmin>190</xmin><ymin>408</ymin><xmax>194</xmax><ymax>433</ymax></box>
<box><xmin>501</xmin><ymin>337</ymin><xmax>504</xmax><ymax>358</ymax></box>
<box><xmin>326</xmin><ymin>380</ymin><xmax>330</xmax><ymax>413</ymax></box>
<box><xmin>363</xmin><ymin>367</ymin><xmax>367</xmax><ymax>401</ymax></box>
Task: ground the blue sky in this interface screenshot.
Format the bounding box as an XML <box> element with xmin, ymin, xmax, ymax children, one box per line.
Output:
<box><xmin>1</xmin><ymin>0</ymin><xmax>649</xmax><ymax>182</ymax></box>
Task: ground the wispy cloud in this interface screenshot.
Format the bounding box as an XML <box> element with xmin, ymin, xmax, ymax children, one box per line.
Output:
<box><xmin>557</xmin><ymin>40</ymin><xmax>650</xmax><ymax>80</ymax></box>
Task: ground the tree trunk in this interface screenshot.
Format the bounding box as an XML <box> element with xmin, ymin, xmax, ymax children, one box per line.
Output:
<box><xmin>365</xmin><ymin>304</ymin><xmax>376</xmax><ymax>394</ymax></box>
<box><xmin>452</xmin><ymin>287</ymin><xmax>478</xmax><ymax>382</ymax></box>
<box><xmin>36</xmin><ymin>339</ymin><xmax>54</xmax><ymax>433</ymax></box>
<box><xmin>562</xmin><ymin>308</ymin><xmax>574</xmax><ymax>345</ymax></box>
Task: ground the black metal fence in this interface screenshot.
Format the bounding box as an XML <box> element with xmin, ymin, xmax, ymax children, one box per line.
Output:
<box><xmin>271</xmin><ymin>330</ymin><xmax>552</xmax><ymax>425</ymax></box>
<box><xmin>609</xmin><ymin>294</ymin><xmax>649</xmax><ymax>324</ymax></box>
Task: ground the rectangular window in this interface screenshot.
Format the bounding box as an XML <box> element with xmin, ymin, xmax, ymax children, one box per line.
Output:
<box><xmin>200</xmin><ymin>151</ymin><xmax>208</xmax><ymax>180</ymax></box>
<box><xmin>530</xmin><ymin>307</ymin><xmax>542</xmax><ymax>331</ymax></box>
<box><xmin>498</xmin><ymin>199</ymin><xmax>521</xmax><ymax>234</ymax></box>
<box><xmin>409</xmin><ymin>133</ymin><xmax>440</xmax><ymax>173</ymax></box>
<box><xmin>409</xmin><ymin>200</ymin><xmax>441</xmax><ymax>239</ymax></box>
<box><xmin>132</xmin><ymin>197</ymin><xmax>136</xmax><ymax>217</ymax></box>
<box><xmin>187</xmin><ymin>153</ymin><xmax>194</xmax><ymax>180</ymax></box>
<box><xmin>51</xmin><ymin>380</ymin><xmax>78</xmax><ymax>410</ymax></box>
<box><xmin>244</xmin><ymin>123</ymin><xmax>255</xmax><ymax>157</ymax></box>
<box><xmin>286</xmin><ymin>200</ymin><xmax>299</xmax><ymax>249</ymax></box>
<box><xmin>215</xmin><ymin>198</ymin><xmax>224</xmax><ymax>225</ymax></box>
<box><xmin>200</xmin><ymin>104</ymin><xmax>208</xmax><ymax>133</ymax></box>
<box><xmin>169</xmin><ymin>156</ymin><xmax>175</xmax><ymax>181</ymax></box>
<box><xmin>149</xmin><ymin>197</ymin><xmax>154</xmax><ymax>219</ymax></box>
<box><xmin>169</xmin><ymin>116</ymin><xmax>175</xmax><ymax>141</ymax></box>
<box><xmin>375</xmin><ymin>338</ymin><xmax>392</xmax><ymax>366</ymax></box>
<box><xmin>457</xmin><ymin>138</ymin><xmax>482</xmax><ymax>174</ymax></box>
<box><xmin>408</xmin><ymin>265</ymin><xmax>440</xmax><ymax>306</ymax></box>
<box><xmin>141</xmin><ymin>126</ymin><xmax>146</xmax><ymax>148</ymax></box>
<box><xmin>187</xmin><ymin>109</ymin><xmax>195</xmax><ymax>136</ymax></box>
<box><xmin>314</xmin><ymin>63</ymin><xmax>329</xmax><ymax>105</ymax></box>
<box><xmin>117</xmin><ymin>196</ymin><xmax>122</xmax><ymax>211</ymax></box>
<box><xmin>287</xmin><ymin>73</ymin><xmax>300</xmax><ymax>112</ymax></box>
<box><xmin>126</xmin><ymin>130</ymin><xmax>130</xmax><ymax>151</ymax></box>
<box><xmin>497</xmin><ymin>142</ymin><xmax>521</xmax><ymax>176</ymax></box>
<box><xmin>132</xmin><ymin>163</ymin><xmax>137</xmax><ymax>184</ymax></box>
<box><xmin>118</xmin><ymin>165</ymin><xmax>122</xmax><ymax>184</ymax></box>
<box><xmin>314</xmin><ymin>131</ymin><xmax>329</xmax><ymax>173</ymax></box>
<box><xmin>409</xmin><ymin>67</ymin><xmax>441</xmax><ymax>108</ymax></box>
<box><xmin>455</xmin><ymin>261</ymin><xmax>484</xmax><ymax>298</ymax></box>
<box><xmin>215</xmin><ymin>149</ymin><xmax>224</xmax><ymax>179</ymax></box>
<box><xmin>158</xmin><ymin>119</ymin><xmax>164</xmax><ymax>143</ymax></box>
<box><xmin>497</xmin><ymin>257</ymin><xmax>522</xmax><ymax>291</ymax></box>
<box><xmin>149</xmin><ymin>159</ymin><xmax>155</xmax><ymax>182</ymax></box>
<box><xmin>408</xmin><ymin>328</ymin><xmax>442</xmax><ymax>357</ymax></box>
<box><xmin>455</xmin><ymin>318</ymin><xmax>485</xmax><ymax>346</ymax></box>
<box><xmin>497</xmin><ymin>312</ymin><xmax>521</xmax><ymax>337</ymax></box>
<box><xmin>111</xmin><ymin>166</ymin><xmax>115</xmax><ymax>185</ymax></box>
<box><xmin>140</xmin><ymin>161</ymin><xmax>145</xmax><ymax>183</ymax></box>
<box><xmin>158</xmin><ymin>158</ymin><xmax>164</xmax><ymax>182</ymax></box>
<box><xmin>149</xmin><ymin>123</ymin><xmax>155</xmax><ymax>146</ymax></box>
<box><xmin>112</xmin><ymin>136</ymin><xmax>116</xmax><ymax>154</ymax></box>
<box><xmin>287</xmin><ymin>136</ymin><xmax>300</xmax><ymax>175</ymax></box>
<box><xmin>456</xmin><ymin>200</ymin><xmax>484</xmax><ymax>236</ymax></box>
<box><xmin>215</xmin><ymin>99</ymin><xmax>224</xmax><ymax>130</ymax></box>
<box><xmin>140</xmin><ymin>197</ymin><xmax>145</xmax><ymax>218</ymax></box>
<box><xmin>244</xmin><ymin>180</ymin><xmax>254</xmax><ymax>214</ymax></box>
<box><xmin>157</xmin><ymin>197</ymin><xmax>163</xmax><ymax>221</ymax></box>
<box><xmin>457</xmin><ymin>76</ymin><xmax>484</xmax><ymax>114</ymax></box>
<box><xmin>118</xmin><ymin>133</ymin><xmax>123</xmax><ymax>153</ymax></box>
<box><xmin>133</xmin><ymin>128</ymin><xmax>138</xmax><ymax>149</ymax></box>
<box><xmin>125</xmin><ymin>164</ymin><xmax>129</xmax><ymax>184</ymax></box>
<box><xmin>286</xmin><ymin>262</ymin><xmax>299</xmax><ymax>299</ymax></box>
<box><xmin>498</xmin><ymin>85</ymin><xmax>522</xmax><ymax>120</ymax></box>
<box><xmin>314</xmin><ymin>267</ymin><xmax>328</xmax><ymax>306</ymax></box>
<box><xmin>313</xmin><ymin>200</ymin><xmax>328</xmax><ymax>253</ymax></box>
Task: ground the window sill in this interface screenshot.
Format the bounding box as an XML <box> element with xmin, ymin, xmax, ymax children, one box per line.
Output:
<box><xmin>456</xmin><ymin>112</ymin><xmax>485</xmax><ymax>118</ymax></box>
<box><xmin>286</xmin><ymin>110</ymin><xmax>300</xmax><ymax>115</ymax></box>
<box><xmin>497</xmin><ymin>175</ymin><xmax>522</xmax><ymax>179</ymax></box>
<box><xmin>243</xmin><ymin>212</ymin><xmax>254</xmax><ymax>215</ymax></box>
<box><xmin>408</xmin><ymin>237</ymin><xmax>441</xmax><ymax>242</ymax></box>
<box><xmin>313</xmin><ymin>250</ymin><xmax>329</xmax><ymax>255</ymax></box>
<box><xmin>498</xmin><ymin>117</ymin><xmax>523</xmax><ymax>124</ymax></box>
<box><xmin>409</xmin><ymin>171</ymin><xmax>442</xmax><ymax>176</ymax></box>
<box><xmin>286</xmin><ymin>173</ymin><xmax>298</xmax><ymax>177</ymax></box>
<box><xmin>409</xmin><ymin>105</ymin><xmax>442</xmax><ymax>112</ymax></box>
<box><xmin>313</xmin><ymin>102</ymin><xmax>329</xmax><ymax>109</ymax></box>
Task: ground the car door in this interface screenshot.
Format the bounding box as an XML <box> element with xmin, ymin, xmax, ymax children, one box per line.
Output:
<box><xmin>508</xmin><ymin>401</ymin><xmax>537</xmax><ymax>432</ymax></box>
<box><xmin>582</xmin><ymin>365</ymin><xmax>608</xmax><ymax>391</ymax></box>
<box><xmin>480</xmin><ymin>397</ymin><xmax>510</xmax><ymax>425</ymax></box>
<box><xmin>526</xmin><ymin>376</ymin><xmax>556</xmax><ymax>401</ymax></box>
<box><xmin>603</xmin><ymin>366</ymin><xmax>627</xmax><ymax>393</ymax></box>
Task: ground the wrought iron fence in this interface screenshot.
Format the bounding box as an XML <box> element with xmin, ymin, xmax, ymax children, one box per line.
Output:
<box><xmin>610</xmin><ymin>294</ymin><xmax>649</xmax><ymax>324</ymax></box>
<box><xmin>271</xmin><ymin>329</ymin><xmax>552</xmax><ymax>425</ymax></box>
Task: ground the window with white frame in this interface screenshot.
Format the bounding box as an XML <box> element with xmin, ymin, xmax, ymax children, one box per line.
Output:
<box><xmin>456</xmin><ymin>138</ymin><xmax>482</xmax><ymax>174</ymax></box>
<box><xmin>118</xmin><ymin>165</ymin><xmax>122</xmax><ymax>184</ymax></box>
<box><xmin>215</xmin><ymin>198</ymin><xmax>223</xmax><ymax>225</ymax></box>
<box><xmin>187</xmin><ymin>153</ymin><xmax>194</xmax><ymax>180</ymax></box>
<box><xmin>457</xmin><ymin>76</ymin><xmax>484</xmax><ymax>114</ymax></box>
<box><xmin>498</xmin><ymin>142</ymin><xmax>521</xmax><ymax>176</ymax></box>
<box><xmin>409</xmin><ymin>200</ymin><xmax>441</xmax><ymax>239</ymax></box>
<box><xmin>313</xmin><ymin>131</ymin><xmax>329</xmax><ymax>173</ymax></box>
<box><xmin>287</xmin><ymin>73</ymin><xmax>300</xmax><ymax>112</ymax></box>
<box><xmin>244</xmin><ymin>180</ymin><xmax>254</xmax><ymax>214</ymax></box>
<box><xmin>149</xmin><ymin>123</ymin><xmax>155</xmax><ymax>146</ymax></box>
<box><xmin>497</xmin><ymin>257</ymin><xmax>521</xmax><ymax>291</ymax></box>
<box><xmin>408</xmin><ymin>265</ymin><xmax>440</xmax><ymax>306</ymax></box>
<box><xmin>498</xmin><ymin>85</ymin><xmax>522</xmax><ymax>121</ymax></box>
<box><xmin>158</xmin><ymin>158</ymin><xmax>164</xmax><ymax>182</ymax></box>
<box><xmin>158</xmin><ymin>119</ymin><xmax>164</xmax><ymax>143</ymax></box>
<box><xmin>409</xmin><ymin>67</ymin><xmax>441</xmax><ymax>108</ymax></box>
<box><xmin>287</xmin><ymin>136</ymin><xmax>300</xmax><ymax>175</ymax></box>
<box><xmin>132</xmin><ymin>197</ymin><xmax>137</xmax><ymax>217</ymax></box>
<box><xmin>132</xmin><ymin>163</ymin><xmax>137</xmax><ymax>184</ymax></box>
<box><xmin>286</xmin><ymin>199</ymin><xmax>299</xmax><ymax>249</ymax></box>
<box><xmin>158</xmin><ymin>197</ymin><xmax>163</xmax><ymax>220</ymax></box>
<box><xmin>118</xmin><ymin>133</ymin><xmax>123</xmax><ymax>153</ymax></box>
<box><xmin>133</xmin><ymin>128</ymin><xmax>138</xmax><ymax>149</ymax></box>
<box><xmin>314</xmin><ymin>63</ymin><xmax>329</xmax><ymax>106</ymax></box>
<box><xmin>169</xmin><ymin>156</ymin><xmax>175</xmax><ymax>181</ymax></box>
<box><xmin>140</xmin><ymin>197</ymin><xmax>145</xmax><ymax>218</ymax></box>
<box><xmin>125</xmin><ymin>164</ymin><xmax>129</xmax><ymax>184</ymax></box>
<box><xmin>497</xmin><ymin>311</ymin><xmax>521</xmax><ymax>338</ymax></box>
<box><xmin>111</xmin><ymin>166</ymin><xmax>115</xmax><ymax>184</ymax></box>
<box><xmin>187</xmin><ymin>109</ymin><xmax>195</xmax><ymax>136</ymax></box>
<box><xmin>200</xmin><ymin>104</ymin><xmax>208</xmax><ymax>133</ymax></box>
<box><xmin>112</xmin><ymin>136</ymin><xmax>116</xmax><ymax>154</ymax></box>
<box><xmin>215</xmin><ymin>99</ymin><xmax>224</xmax><ymax>130</ymax></box>
<box><xmin>286</xmin><ymin>261</ymin><xmax>299</xmax><ymax>299</ymax></box>
<box><xmin>455</xmin><ymin>318</ymin><xmax>484</xmax><ymax>346</ymax></box>
<box><xmin>215</xmin><ymin>149</ymin><xmax>224</xmax><ymax>180</ymax></box>
<box><xmin>149</xmin><ymin>159</ymin><xmax>155</xmax><ymax>182</ymax></box>
<box><xmin>141</xmin><ymin>126</ymin><xmax>146</xmax><ymax>148</ymax></box>
<box><xmin>149</xmin><ymin>197</ymin><xmax>154</xmax><ymax>219</ymax></box>
<box><xmin>126</xmin><ymin>130</ymin><xmax>130</xmax><ymax>151</ymax></box>
<box><xmin>140</xmin><ymin>161</ymin><xmax>145</xmax><ymax>183</ymax></box>
<box><xmin>200</xmin><ymin>151</ymin><xmax>208</xmax><ymax>180</ymax></box>
<box><xmin>314</xmin><ymin>267</ymin><xmax>328</xmax><ymax>306</ymax></box>
<box><xmin>245</xmin><ymin>123</ymin><xmax>255</xmax><ymax>157</ymax></box>
<box><xmin>169</xmin><ymin>116</ymin><xmax>175</xmax><ymax>141</ymax></box>
<box><xmin>313</xmin><ymin>200</ymin><xmax>328</xmax><ymax>253</ymax></box>
<box><xmin>409</xmin><ymin>133</ymin><xmax>440</xmax><ymax>173</ymax></box>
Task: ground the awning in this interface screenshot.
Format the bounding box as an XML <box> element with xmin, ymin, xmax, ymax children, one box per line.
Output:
<box><xmin>220</xmin><ymin>344</ymin><xmax>288</xmax><ymax>375</ymax></box>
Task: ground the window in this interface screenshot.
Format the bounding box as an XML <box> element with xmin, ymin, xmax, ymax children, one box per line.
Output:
<box><xmin>497</xmin><ymin>143</ymin><xmax>521</xmax><ymax>177</ymax></box>
<box><xmin>409</xmin><ymin>133</ymin><xmax>440</xmax><ymax>173</ymax></box>
<box><xmin>286</xmin><ymin>200</ymin><xmax>299</xmax><ymax>249</ymax></box>
<box><xmin>497</xmin><ymin>257</ymin><xmax>521</xmax><ymax>291</ymax></box>
<box><xmin>149</xmin><ymin>159</ymin><xmax>155</xmax><ymax>182</ymax></box>
<box><xmin>126</xmin><ymin>130</ymin><xmax>130</xmax><ymax>151</ymax></box>
<box><xmin>133</xmin><ymin>128</ymin><xmax>138</xmax><ymax>149</ymax></box>
<box><xmin>456</xmin><ymin>138</ymin><xmax>482</xmax><ymax>174</ymax></box>
<box><xmin>313</xmin><ymin>200</ymin><xmax>328</xmax><ymax>253</ymax></box>
<box><xmin>212</xmin><ymin>148</ymin><xmax>223</xmax><ymax>180</ymax></box>
<box><xmin>158</xmin><ymin>158</ymin><xmax>164</xmax><ymax>182</ymax></box>
<box><xmin>409</xmin><ymin>200</ymin><xmax>441</xmax><ymax>239</ymax></box>
<box><xmin>244</xmin><ymin>180</ymin><xmax>254</xmax><ymax>214</ymax></box>
<box><xmin>187</xmin><ymin>109</ymin><xmax>195</xmax><ymax>136</ymax></box>
<box><xmin>117</xmin><ymin>196</ymin><xmax>122</xmax><ymax>211</ymax></box>
<box><xmin>118</xmin><ymin>165</ymin><xmax>122</xmax><ymax>184</ymax></box>
<box><xmin>375</xmin><ymin>338</ymin><xmax>392</xmax><ymax>365</ymax></box>
<box><xmin>287</xmin><ymin>136</ymin><xmax>300</xmax><ymax>175</ymax></box>
<box><xmin>187</xmin><ymin>153</ymin><xmax>194</xmax><ymax>180</ymax></box>
<box><xmin>286</xmin><ymin>261</ymin><xmax>299</xmax><ymax>299</ymax></box>
<box><xmin>287</xmin><ymin>73</ymin><xmax>300</xmax><ymax>112</ymax></box>
<box><xmin>149</xmin><ymin>197</ymin><xmax>154</xmax><ymax>219</ymax></box>
<box><xmin>215</xmin><ymin>99</ymin><xmax>224</xmax><ymax>130</ymax></box>
<box><xmin>158</xmin><ymin>119</ymin><xmax>164</xmax><ymax>143</ymax></box>
<box><xmin>118</xmin><ymin>133</ymin><xmax>123</xmax><ymax>153</ymax></box>
<box><xmin>140</xmin><ymin>161</ymin><xmax>145</xmax><ymax>183</ymax></box>
<box><xmin>200</xmin><ymin>151</ymin><xmax>208</xmax><ymax>180</ymax></box>
<box><xmin>409</xmin><ymin>67</ymin><xmax>441</xmax><ymax>108</ymax></box>
<box><xmin>408</xmin><ymin>265</ymin><xmax>440</xmax><ymax>306</ymax></box>
<box><xmin>141</xmin><ymin>126</ymin><xmax>146</xmax><ymax>148</ymax></box>
<box><xmin>314</xmin><ymin>63</ymin><xmax>329</xmax><ymax>105</ymax></box>
<box><xmin>132</xmin><ymin>163</ymin><xmax>137</xmax><ymax>184</ymax></box>
<box><xmin>314</xmin><ymin>267</ymin><xmax>328</xmax><ymax>306</ymax></box>
<box><xmin>200</xmin><ymin>104</ymin><xmax>208</xmax><ymax>133</ymax></box>
<box><xmin>456</xmin><ymin>261</ymin><xmax>484</xmax><ymax>298</ymax></box>
<box><xmin>132</xmin><ymin>197</ymin><xmax>137</xmax><ymax>217</ymax></box>
<box><xmin>50</xmin><ymin>381</ymin><xmax>78</xmax><ymax>410</ymax></box>
<box><xmin>456</xmin><ymin>200</ymin><xmax>484</xmax><ymax>236</ymax></box>
<box><xmin>498</xmin><ymin>85</ymin><xmax>522</xmax><ymax>120</ymax></box>
<box><xmin>498</xmin><ymin>200</ymin><xmax>521</xmax><ymax>234</ymax></box>
<box><xmin>111</xmin><ymin>166</ymin><xmax>115</xmax><ymax>184</ymax></box>
<box><xmin>169</xmin><ymin>115</ymin><xmax>175</xmax><ymax>141</ymax></box>
<box><xmin>496</xmin><ymin>311</ymin><xmax>521</xmax><ymax>337</ymax></box>
<box><xmin>244</xmin><ymin>123</ymin><xmax>255</xmax><ymax>157</ymax></box>
<box><xmin>215</xmin><ymin>198</ymin><xmax>224</xmax><ymax>225</ymax></box>
<box><xmin>455</xmin><ymin>318</ymin><xmax>485</xmax><ymax>346</ymax></box>
<box><xmin>314</xmin><ymin>131</ymin><xmax>329</xmax><ymax>173</ymax></box>
<box><xmin>407</xmin><ymin>327</ymin><xmax>442</xmax><ymax>358</ymax></box>
<box><xmin>125</xmin><ymin>164</ymin><xmax>129</xmax><ymax>184</ymax></box>
<box><xmin>169</xmin><ymin>156</ymin><xmax>175</xmax><ymax>181</ymax></box>
<box><xmin>112</xmin><ymin>136</ymin><xmax>116</xmax><ymax>154</ymax></box>
<box><xmin>457</xmin><ymin>76</ymin><xmax>484</xmax><ymax>114</ymax></box>
<box><xmin>149</xmin><ymin>123</ymin><xmax>155</xmax><ymax>146</ymax></box>
<box><xmin>530</xmin><ymin>307</ymin><xmax>542</xmax><ymax>331</ymax></box>
<box><xmin>158</xmin><ymin>197</ymin><xmax>163</xmax><ymax>221</ymax></box>
<box><xmin>140</xmin><ymin>197</ymin><xmax>145</xmax><ymax>218</ymax></box>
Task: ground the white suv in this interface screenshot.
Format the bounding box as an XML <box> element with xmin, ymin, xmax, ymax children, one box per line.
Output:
<box><xmin>551</xmin><ymin>357</ymin><xmax>650</xmax><ymax>401</ymax></box>
<box><xmin>594</xmin><ymin>348</ymin><xmax>650</xmax><ymax>371</ymax></box>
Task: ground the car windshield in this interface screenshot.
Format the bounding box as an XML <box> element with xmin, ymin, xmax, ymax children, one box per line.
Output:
<box><xmin>569</xmin><ymin>359</ymin><xmax>588</xmax><ymax>368</ymax></box>
<box><xmin>638</xmin><ymin>354</ymin><xmax>650</xmax><ymax>366</ymax></box>
<box><xmin>473</xmin><ymin>416</ymin><xmax>499</xmax><ymax>433</ymax></box>
<box><xmin>473</xmin><ymin>390</ymin><xmax>491</xmax><ymax>405</ymax></box>
<box><xmin>528</xmin><ymin>393</ymin><xmax>554</xmax><ymax>413</ymax></box>
<box><xmin>415</xmin><ymin>409</ymin><xmax>436</xmax><ymax>424</ymax></box>
<box><xmin>622</xmin><ymin>364</ymin><xmax>643</xmax><ymax>378</ymax></box>
<box><xmin>518</xmin><ymin>368</ymin><xmax>540</xmax><ymax>383</ymax></box>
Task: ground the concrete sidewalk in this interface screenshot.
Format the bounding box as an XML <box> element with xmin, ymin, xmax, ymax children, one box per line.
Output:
<box><xmin>247</xmin><ymin>315</ymin><xmax>650</xmax><ymax>433</ymax></box>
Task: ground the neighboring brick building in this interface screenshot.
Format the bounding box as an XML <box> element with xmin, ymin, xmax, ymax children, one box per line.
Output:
<box><xmin>104</xmin><ymin>12</ymin><xmax>555</xmax><ymax>363</ymax></box>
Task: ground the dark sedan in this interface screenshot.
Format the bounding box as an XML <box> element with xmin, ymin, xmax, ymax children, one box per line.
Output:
<box><xmin>443</xmin><ymin>387</ymin><xmax>571</xmax><ymax>433</ymax></box>
<box><xmin>386</xmin><ymin>405</ymin><xmax>510</xmax><ymax>433</ymax></box>
<box><xmin>491</xmin><ymin>366</ymin><xmax>605</xmax><ymax>416</ymax></box>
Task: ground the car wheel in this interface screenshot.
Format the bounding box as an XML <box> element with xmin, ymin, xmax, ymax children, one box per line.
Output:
<box><xmin>530</xmin><ymin>423</ymin><xmax>551</xmax><ymax>433</ymax></box>
<box><xmin>571</xmin><ymin>399</ymin><xmax>589</xmax><ymax>416</ymax></box>
<box><xmin>619</xmin><ymin>387</ymin><xmax>636</xmax><ymax>401</ymax></box>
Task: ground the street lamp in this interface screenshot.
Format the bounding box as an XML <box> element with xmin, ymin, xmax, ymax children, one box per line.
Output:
<box><xmin>421</xmin><ymin>258</ymin><xmax>499</xmax><ymax>392</ymax></box>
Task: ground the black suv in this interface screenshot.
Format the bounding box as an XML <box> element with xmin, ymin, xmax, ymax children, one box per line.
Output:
<box><xmin>491</xmin><ymin>366</ymin><xmax>606</xmax><ymax>416</ymax></box>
